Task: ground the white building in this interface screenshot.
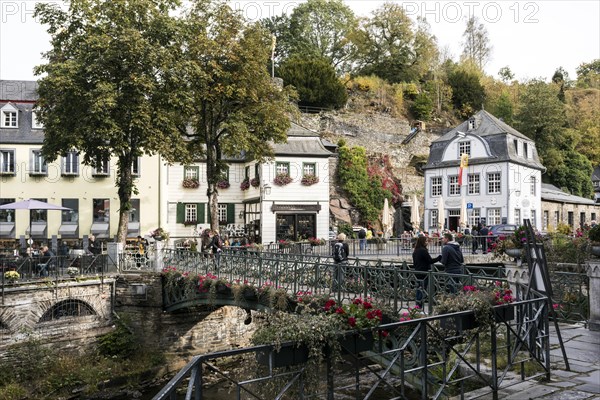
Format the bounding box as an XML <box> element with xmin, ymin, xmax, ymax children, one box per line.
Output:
<box><xmin>423</xmin><ymin>110</ymin><xmax>545</xmax><ymax>232</ymax></box>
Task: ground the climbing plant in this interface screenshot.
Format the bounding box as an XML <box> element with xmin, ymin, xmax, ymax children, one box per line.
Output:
<box><xmin>337</xmin><ymin>140</ymin><xmax>392</xmax><ymax>223</ymax></box>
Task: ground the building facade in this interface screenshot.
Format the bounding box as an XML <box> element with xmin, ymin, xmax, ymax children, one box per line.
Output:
<box><xmin>422</xmin><ymin>110</ymin><xmax>545</xmax><ymax>232</ymax></box>
<box><xmin>541</xmin><ymin>183</ymin><xmax>599</xmax><ymax>231</ymax></box>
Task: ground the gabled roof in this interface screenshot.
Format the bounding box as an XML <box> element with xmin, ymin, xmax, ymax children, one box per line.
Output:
<box><xmin>0</xmin><ymin>101</ymin><xmax>44</xmax><ymax>144</ymax></box>
<box><xmin>272</xmin><ymin>123</ymin><xmax>332</xmax><ymax>157</ymax></box>
<box><xmin>541</xmin><ymin>183</ymin><xmax>596</xmax><ymax>205</ymax></box>
<box><xmin>435</xmin><ymin>110</ymin><xmax>530</xmax><ymax>142</ymax></box>
<box><xmin>0</xmin><ymin>80</ymin><xmax>38</xmax><ymax>102</ymax></box>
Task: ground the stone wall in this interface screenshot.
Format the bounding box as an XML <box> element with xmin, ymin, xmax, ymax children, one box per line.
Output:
<box><xmin>114</xmin><ymin>274</ymin><xmax>255</xmax><ymax>368</ymax></box>
<box><xmin>541</xmin><ymin>201</ymin><xmax>600</xmax><ymax>230</ymax></box>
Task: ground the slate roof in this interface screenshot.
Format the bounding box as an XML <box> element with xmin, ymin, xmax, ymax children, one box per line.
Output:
<box><xmin>592</xmin><ymin>166</ymin><xmax>600</xmax><ymax>183</ymax></box>
<box><xmin>272</xmin><ymin>123</ymin><xmax>332</xmax><ymax>157</ymax></box>
<box><xmin>0</xmin><ymin>80</ymin><xmax>38</xmax><ymax>102</ymax></box>
<box><xmin>423</xmin><ymin>110</ymin><xmax>545</xmax><ymax>171</ymax></box>
<box><xmin>541</xmin><ymin>183</ymin><xmax>596</xmax><ymax>205</ymax></box>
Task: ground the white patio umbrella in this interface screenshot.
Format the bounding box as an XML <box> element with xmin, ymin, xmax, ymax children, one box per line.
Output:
<box><xmin>381</xmin><ymin>198</ymin><xmax>391</xmax><ymax>237</ymax></box>
<box><xmin>460</xmin><ymin>197</ymin><xmax>468</xmax><ymax>231</ymax></box>
<box><xmin>437</xmin><ymin>196</ymin><xmax>446</xmax><ymax>231</ymax></box>
<box><xmin>411</xmin><ymin>194</ymin><xmax>421</xmax><ymax>231</ymax></box>
<box><xmin>0</xmin><ymin>199</ymin><xmax>70</xmax><ymax>250</ymax></box>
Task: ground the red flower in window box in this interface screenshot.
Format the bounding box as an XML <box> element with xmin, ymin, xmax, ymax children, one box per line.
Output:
<box><xmin>301</xmin><ymin>174</ymin><xmax>319</xmax><ymax>186</ymax></box>
<box><xmin>273</xmin><ymin>173</ymin><xmax>292</xmax><ymax>186</ymax></box>
<box><xmin>182</xmin><ymin>178</ymin><xmax>200</xmax><ymax>189</ymax></box>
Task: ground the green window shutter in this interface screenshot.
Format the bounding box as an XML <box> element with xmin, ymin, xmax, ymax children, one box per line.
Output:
<box><xmin>198</xmin><ymin>203</ymin><xmax>205</xmax><ymax>224</ymax></box>
<box><xmin>176</xmin><ymin>202</ymin><xmax>184</xmax><ymax>223</ymax></box>
<box><xmin>227</xmin><ymin>203</ymin><xmax>235</xmax><ymax>223</ymax></box>
<box><xmin>207</xmin><ymin>204</ymin><xmax>211</xmax><ymax>224</ymax></box>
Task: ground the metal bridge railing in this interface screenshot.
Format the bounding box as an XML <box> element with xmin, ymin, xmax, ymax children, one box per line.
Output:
<box><xmin>153</xmin><ymin>284</ymin><xmax>550</xmax><ymax>400</ymax></box>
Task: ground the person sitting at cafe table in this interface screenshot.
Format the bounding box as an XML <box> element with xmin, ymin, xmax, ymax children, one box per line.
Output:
<box><xmin>37</xmin><ymin>245</ymin><xmax>55</xmax><ymax>277</ymax></box>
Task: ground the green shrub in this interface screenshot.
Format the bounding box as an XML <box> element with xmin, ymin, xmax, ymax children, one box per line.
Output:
<box><xmin>98</xmin><ymin>318</ymin><xmax>138</xmax><ymax>358</ymax></box>
<box><xmin>411</xmin><ymin>92</ymin><xmax>433</xmax><ymax>121</ymax></box>
<box><xmin>556</xmin><ymin>223</ymin><xmax>572</xmax><ymax>235</ymax></box>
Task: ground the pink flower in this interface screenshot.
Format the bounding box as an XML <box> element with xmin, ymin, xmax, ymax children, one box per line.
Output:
<box><xmin>353</xmin><ymin>298</ymin><xmax>363</xmax><ymax>305</ymax></box>
<box><xmin>379</xmin><ymin>330</ymin><xmax>389</xmax><ymax>338</ymax></box>
<box><xmin>348</xmin><ymin>317</ymin><xmax>357</xmax><ymax>327</ymax></box>
<box><xmin>335</xmin><ymin>307</ymin><xmax>345</xmax><ymax>314</ymax></box>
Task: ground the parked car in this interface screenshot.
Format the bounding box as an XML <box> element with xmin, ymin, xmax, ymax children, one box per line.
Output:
<box><xmin>488</xmin><ymin>224</ymin><xmax>518</xmax><ymax>240</ymax></box>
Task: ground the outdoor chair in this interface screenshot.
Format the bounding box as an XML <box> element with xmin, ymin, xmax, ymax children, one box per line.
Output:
<box><xmin>37</xmin><ymin>256</ymin><xmax>56</xmax><ymax>277</ymax></box>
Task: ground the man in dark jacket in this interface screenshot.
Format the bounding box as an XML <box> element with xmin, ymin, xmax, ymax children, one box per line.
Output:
<box><xmin>441</xmin><ymin>233</ymin><xmax>464</xmax><ymax>292</ymax></box>
<box><xmin>412</xmin><ymin>236</ymin><xmax>442</xmax><ymax>307</ymax></box>
<box><xmin>479</xmin><ymin>225</ymin><xmax>489</xmax><ymax>253</ymax></box>
<box><xmin>210</xmin><ymin>231</ymin><xmax>223</xmax><ymax>267</ymax></box>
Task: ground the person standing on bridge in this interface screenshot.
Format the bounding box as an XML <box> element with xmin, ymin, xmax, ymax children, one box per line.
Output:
<box><xmin>332</xmin><ymin>233</ymin><xmax>349</xmax><ymax>291</ymax></box>
<box><xmin>440</xmin><ymin>233</ymin><xmax>464</xmax><ymax>293</ymax></box>
<box><xmin>210</xmin><ymin>230</ymin><xmax>223</xmax><ymax>268</ymax></box>
<box><xmin>412</xmin><ymin>236</ymin><xmax>442</xmax><ymax>308</ymax></box>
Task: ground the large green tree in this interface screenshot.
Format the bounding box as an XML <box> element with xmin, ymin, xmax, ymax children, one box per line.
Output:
<box><xmin>34</xmin><ymin>0</ymin><xmax>188</xmax><ymax>243</ymax></box>
<box><xmin>447</xmin><ymin>66</ymin><xmax>486</xmax><ymax>117</ymax></box>
<box><xmin>181</xmin><ymin>0</ymin><xmax>297</xmax><ymax>231</ymax></box>
<box><xmin>277</xmin><ymin>56</ymin><xmax>347</xmax><ymax>109</ymax></box>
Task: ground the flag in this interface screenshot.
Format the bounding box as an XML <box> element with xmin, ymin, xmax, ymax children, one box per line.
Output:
<box><xmin>458</xmin><ymin>153</ymin><xmax>469</xmax><ymax>185</ymax></box>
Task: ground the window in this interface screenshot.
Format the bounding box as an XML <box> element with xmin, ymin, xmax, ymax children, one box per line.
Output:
<box><xmin>129</xmin><ymin>199</ymin><xmax>140</xmax><ymax>222</ymax></box>
<box><xmin>568</xmin><ymin>211</ymin><xmax>574</xmax><ymax>227</ymax></box>
<box><xmin>530</xmin><ymin>176</ymin><xmax>536</xmax><ymax>196</ymax></box>
<box><xmin>218</xmin><ymin>204</ymin><xmax>227</xmax><ymax>223</ymax></box>
<box><xmin>303</xmin><ymin>163</ymin><xmax>316</xmax><ymax>176</ymax></box>
<box><xmin>220</xmin><ymin>167</ymin><xmax>229</xmax><ymax>181</ymax></box>
<box><xmin>31</xmin><ymin>198</ymin><xmax>48</xmax><ymax>222</ymax></box>
<box><xmin>276</xmin><ymin>214</ymin><xmax>316</xmax><ymax>241</ymax></box>
<box><xmin>276</xmin><ymin>162</ymin><xmax>289</xmax><ymax>175</ymax></box>
<box><xmin>30</xmin><ymin>150</ymin><xmax>47</xmax><ymax>175</ymax></box>
<box><xmin>0</xmin><ymin>198</ymin><xmax>15</xmax><ymax>223</ymax></box>
<box><xmin>32</xmin><ymin>112</ymin><xmax>43</xmax><ymax>129</ymax></box>
<box><xmin>1</xmin><ymin>104</ymin><xmax>17</xmax><ymax>128</ymax></box>
<box><xmin>431</xmin><ymin>176</ymin><xmax>442</xmax><ymax>197</ymax></box>
<box><xmin>131</xmin><ymin>157</ymin><xmax>140</xmax><ymax>177</ymax></box>
<box><xmin>430</xmin><ymin>209</ymin><xmax>438</xmax><ymax>228</ymax></box>
<box><xmin>458</xmin><ymin>141</ymin><xmax>471</xmax><ymax>157</ymax></box>
<box><xmin>514</xmin><ymin>209</ymin><xmax>521</xmax><ymax>225</ymax></box>
<box><xmin>487</xmin><ymin>208</ymin><xmax>501</xmax><ymax>225</ymax></box>
<box><xmin>62</xmin><ymin>151</ymin><xmax>79</xmax><ymax>175</ymax></box>
<box><xmin>487</xmin><ymin>172</ymin><xmax>501</xmax><ymax>194</ymax></box>
<box><xmin>61</xmin><ymin>199</ymin><xmax>79</xmax><ymax>223</ymax></box>
<box><xmin>0</xmin><ymin>150</ymin><xmax>15</xmax><ymax>174</ymax></box>
<box><xmin>185</xmin><ymin>204</ymin><xmax>197</xmax><ymax>223</ymax></box>
<box><xmin>515</xmin><ymin>140</ymin><xmax>522</xmax><ymax>156</ymax></box>
<box><xmin>244</xmin><ymin>166</ymin><xmax>250</xmax><ymax>179</ymax></box>
<box><xmin>554</xmin><ymin>211</ymin><xmax>560</xmax><ymax>228</ymax></box>
<box><xmin>580</xmin><ymin>212</ymin><xmax>586</xmax><ymax>227</ymax></box>
<box><xmin>468</xmin><ymin>208</ymin><xmax>481</xmax><ymax>227</ymax></box>
<box><xmin>531</xmin><ymin>210</ymin><xmax>537</xmax><ymax>227</ymax></box>
<box><xmin>448</xmin><ymin>175</ymin><xmax>460</xmax><ymax>196</ymax></box>
<box><xmin>184</xmin><ymin>166</ymin><xmax>199</xmax><ymax>180</ymax></box>
<box><xmin>523</xmin><ymin>143</ymin><xmax>529</xmax><ymax>158</ymax></box>
<box><xmin>93</xmin><ymin>158</ymin><xmax>110</xmax><ymax>176</ymax></box>
<box><xmin>93</xmin><ymin>199</ymin><xmax>110</xmax><ymax>222</ymax></box>
<box><xmin>543</xmin><ymin>211</ymin><xmax>549</xmax><ymax>230</ymax></box>
<box><xmin>594</xmin><ymin>181</ymin><xmax>599</xmax><ymax>189</ymax></box>
<box><xmin>592</xmin><ymin>212</ymin><xmax>596</xmax><ymax>222</ymax></box>
<box><xmin>467</xmin><ymin>174</ymin><xmax>480</xmax><ymax>195</ymax></box>
<box><xmin>513</xmin><ymin>139</ymin><xmax>519</xmax><ymax>155</ymax></box>
<box><xmin>254</xmin><ymin>163</ymin><xmax>260</xmax><ymax>179</ymax></box>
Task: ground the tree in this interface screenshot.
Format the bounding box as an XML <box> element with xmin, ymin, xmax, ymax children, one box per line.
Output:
<box><xmin>498</xmin><ymin>66</ymin><xmax>515</xmax><ymax>83</ymax></box>
<box><xmin>286</xmin><ymin>0</ymin><xmax>358</xmax><ymax>73</ymax></box>
<box><xmin>494</xmin><ymin>91</ymin><xmax>514</xmax><ymax>125</ymax></box>
<box><xmin>278</xmin><ymin>56</ymin><xmax>347</xmax><ymax>109</ymax></box>
<box><xmin>447</xmin><ymin>66</ymin><xmax>486</xmax><ymax>117</ymax></box>
<box><xmin>552</xmin><ymin>66</ymin><xmax>571</xmax><ymax>102</ymax></box>
<box><xmin>576</xmin><ymin>59</ymin><xmax>600</xmax><ymax>89</ymax></box>
<box><xmin>410</xmin><ymin>92</ymin><xmax>433</xmax><ymax>121</ymax></box>
<box><xmin>181</xmin><ymin>0</ymin><xmax>297</xmax><ymax>231</ymax></box>
<box><xmin>461</xmin><ymin>16</ymin><xmax>492</xmax><ymax>69</ymax></box>
<box><xmin>34</xmin><ymin>0</ymin><xmax>188</xmax><ymax>243</ymax></box>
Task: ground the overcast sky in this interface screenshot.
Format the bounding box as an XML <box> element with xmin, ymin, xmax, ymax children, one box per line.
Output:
<box><xmin>1</xmin><ymin>0</ymin><xmax>599</xmax><ymax>82</ymax></box>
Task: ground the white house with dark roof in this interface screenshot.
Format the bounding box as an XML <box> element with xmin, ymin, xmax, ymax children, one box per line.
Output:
<box><xmin>163</xmin><ymin>122</ymin><xmax>333</xmax><ymax>244</ymax></box>
<box><xmin>423</xmin><ymin>110</ymin><xmax>545</xmax><ymax>232</ymax></box>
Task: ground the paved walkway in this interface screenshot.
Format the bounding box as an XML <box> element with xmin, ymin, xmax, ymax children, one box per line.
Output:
<box><xmin>467</xmin><ymin>323</ymin><xmax>600</xmax><ymax>399</ymax></box>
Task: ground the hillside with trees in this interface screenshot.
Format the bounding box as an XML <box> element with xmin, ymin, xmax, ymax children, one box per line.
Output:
<box><xmin>262</xmin><ymin>0</ymin><xmax>599</xmax><ymax>199</ymax></box>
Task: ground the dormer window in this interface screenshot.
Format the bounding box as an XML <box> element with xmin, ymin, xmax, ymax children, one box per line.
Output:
<box><xmin>467</xmin><ymin>118</ymin><xmax>476</xmax><ymax>131</ymax></box>
<box><xmin>1</xmin><ymin>104</ymin><xmax>18</xmax><ymax>128</ymax></box>
<box><xmin>32</xmin><ymin>111</ymin><xmax>43</xmax><ymax>129</ymax></box>
<box><xmin>458</xmin><ymin>141</ymin><xmax>471</xmax><ymax>158</ymax></box>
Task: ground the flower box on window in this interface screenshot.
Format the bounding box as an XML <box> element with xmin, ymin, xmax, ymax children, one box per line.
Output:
<box><xmin>273</xmin><ymin>173</ymin><xmax>292</xmax><ymax>186</ymax></box>
<box><xmin>217</xmin><ymin>180</ymin><xmax>230</xmax><ymax>189</ymax></box>
<box><xmin>250</xmin><ymin>177</ymin><xmax>260</xmax><ymax>188</ymax></box>
<box><xmin>182</xmin><ymin>178</ymin><xmax>200</xmax><ymax>189</ymax></box>
<box><xmin>240</xmin><ymin>178</ymin><xmax>250</xmax><ymax>191</ymax></box>
<box><xmin>184</xmin><ymin>220</ymin><xmax>198</xmax><ymax>226</ymax></box>
<box><xmin>301</xmin><ymin>174</ymin><xmax>319</xmax><ymax>186</ymax></box>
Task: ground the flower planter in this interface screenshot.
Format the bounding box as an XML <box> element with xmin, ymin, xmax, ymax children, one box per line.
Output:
<box><xmin>242</xmin><ymin>287</ymin><xmax>258</xmax><ymax>301</ymax></box>
<box><xmin>257</xmin><ymin>344</ymin><xmax>310</xmax><ymax>368</ymax></box>
<box><xmin>504</xmin><ymin>248</ymin><xmax>522</xmax><ymax>259</ymax></box>
<box><xmin>216</xmin><ymin>283</ymin><xmax>232</xmax><ymax>296</ymax></box>
<box><xmin>493</xmin><ymin>305</ymin><xmax>515</xmax><ymax>323</ymax></box>
<box><xmin>440</xmin><ymin>313</ymin><xmax>479</xmax><ymax>332</ymax></box>
<box><xmin>338</xmin><ymin>332</ymin><xmax>375</xmax><ymax>354</ymax></box>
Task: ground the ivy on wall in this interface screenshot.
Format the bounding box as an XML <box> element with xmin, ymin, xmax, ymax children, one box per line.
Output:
<box><xmin>337</xmin><ymin>140</ymin><xmax>392</xmax><ymax>223</ymax></box>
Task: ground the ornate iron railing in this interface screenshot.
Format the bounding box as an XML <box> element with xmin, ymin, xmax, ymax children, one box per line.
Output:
<box><xmin>153</xmin><ymin>285</ymin><xmax>550</xmax><ymax>400</ymax></box>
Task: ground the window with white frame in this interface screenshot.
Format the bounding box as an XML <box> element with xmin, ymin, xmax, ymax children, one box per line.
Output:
<box><xmin>218</xmin><ymin>204</ymin><xmax>227</xmax><ymax>223</ymax></box>
<box><xmin>524</xmin><ymin>143</ymin><xmax>529</xmax><ymax>158</ymax></box>
<box><xmin>32</xmin><ymin>112</ymin><xmax>43</xmax><ymax>129</ymax></box>
<box><xmin>275</xmin><ymin>162</ymin><xmax>289</xmax><ymax>175</ymax></box>
<box><xmin>62</xmin><ymin>151</ymin><xmax>79</xmax><ymax>175</ymax></box>
<box><xmin>467</xmin><ymin>174</ymin><xmax>480</xmax><ymax>195</ymax></box>
<box><xmin>468</xmin><ymin>208</ymin><xmax>481</xmax><ymax>227</ymax></box>
<box><xmin>487</xmin><ymin>208</ymin><xmax>501</xmax><ymax>225</ymax></box>
<box><xmin>515</xmin><ymin>140</ymin><xmax>522</xmax><ymax>156</ymax></box>
<box><xmin>543</xmin><ymin>211</ymin><xmax>549</xmax><ymax>230</ymax></box>
<box><xmin>448</xmin><ymin>175</ymin><xmax>460</xmax><ymax>196</ymax></box>
<box><xmin>185</xmin><ymin>204</ymin><xmax>197</xmax><ymax>222</ymax></box>
<box><xmin>0</xmin><ymin>150</ymin><xmax>15</xmax><ymax>174</ymax></box>
<box><xmin>303</xmin><ymin>162</ymin><xmax>316</xmax><ymax>176</ymax></box>
<box><xmin>93</xmin><ymin>158</ymin><xmax>110</xmax><ymax>175</ymax></box>
<box><xmin>514</xmin><ymin>209</ymin><xmax>521</xmax><ymax>225</ymax></box>
<box><xmin>131</xmin><ymin>157</ymin><xmax>140</xmax><ymax>177</ymax></box>
<box><xmin>531</xmin><ymin>210</ymin><xmax>537</xmax><ymax>227</ymax></box>
<box><xmin>458</xmin><ymin>141</ymin><xmax>471</xmax><ymax>157</ymax></box>
<box><xmin>1</xmin><ymin>104</ymin><xmax>18</xmax><ymax>128</ymax></box>
<box><xmin>430</xmin><ymin>209</ymin><xmax>438</xmax><ymax>228</ymax></box>
<box><xmin>184</xmin><ymin>166</ymin><xmax>199</xmax><ymax>180</ymax></box>
<box><xmin>487</xmin><ymin>172</ymin><xmax>501</xmax><ymax>194</ymax></box>
<box><xmin>431</xmin><ymin>176</ymin><xmax>442</xmax><ymax>196</ymax></box>
<box><xmin>30</xmin><ymin>150</ymin><xmax>47</xmax><ymax>175</ymax></box>
<box><xmin>530</xmin><ymin>176</ymin><xmax>536</xmax><ymax>196</ymax></box>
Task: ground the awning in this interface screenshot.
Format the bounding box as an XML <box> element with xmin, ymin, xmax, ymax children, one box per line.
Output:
<box><xmin>59</xmin><ymin>224</ymin><xmax>78</xmax><ymax>237</ymax></box>
<box><xmin>127</xmin><ymin>222</ymin><xmax>140</xmax><ymax>237</ymax></box>
<box><xmin>91</xmin><ymin>222</ymin><xmax>109</xmax><ymax>238</ymax></box>
<box><xmin>26</xmin><ymin>222</ymin><xmax>47</xmax><ymax>237</ymax></box>
<box><xmin>0</xmin><ymin>222</ymin><xmax>15</xmax><ymax>236</ymax></box>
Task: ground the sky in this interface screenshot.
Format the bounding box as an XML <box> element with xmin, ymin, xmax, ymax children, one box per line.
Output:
<box><xmin>1</xmin><ymin>0</ymin><xmax>599</xmax><ymax>82</ymax></box>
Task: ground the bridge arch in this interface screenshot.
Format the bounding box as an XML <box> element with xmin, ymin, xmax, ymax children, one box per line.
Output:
<box><xmin>38</xmin><ymin>298</ymin><xmax>97</xmax><ymax>324</ymax></box>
